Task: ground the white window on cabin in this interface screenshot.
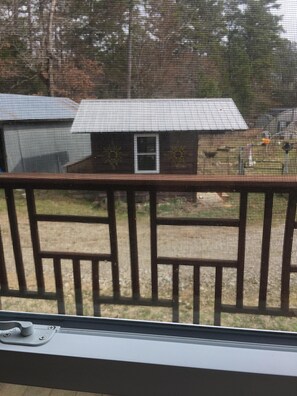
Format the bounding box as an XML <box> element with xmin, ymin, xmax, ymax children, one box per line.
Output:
<box><xmin>134</xmin><ymin>134</ymin><xmax>160</xmax><ymax>174</ymax></box>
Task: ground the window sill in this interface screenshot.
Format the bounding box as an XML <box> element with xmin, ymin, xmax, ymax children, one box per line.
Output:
<box><xmin>1</xmin><ymin>313</ymin><xmax>297</xmax><ymax>395</ymax></box>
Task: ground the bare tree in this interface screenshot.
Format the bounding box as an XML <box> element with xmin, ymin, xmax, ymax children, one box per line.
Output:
<box><xmin>127</xmin><ymin>0</ymin><xmax>134</xmax><ymax>98</ymax></box>
<box><xmin>47</xmin><ymin>0</ymin><xmax>58</xmax><ymax>96</ymax></box>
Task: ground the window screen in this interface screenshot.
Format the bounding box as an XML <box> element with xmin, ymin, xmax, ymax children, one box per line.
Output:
<box><xmin>0</xmin><ymin>0</ymin><xmax>297</xmax><ymax>333</ymax></box>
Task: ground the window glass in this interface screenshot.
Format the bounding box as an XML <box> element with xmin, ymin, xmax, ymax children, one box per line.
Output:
<box><xmin>137</xmin><ymin>137</ymin><xmax>157</xmax><ymax>154</ymax></box>
<box><xmin>1</xmin><ymin>0</ymin><xmax>297</xmax><ymax>334</ymax></box>
<box><xmin>137</xmin><ymin>154</ymin><xmax>157</xmax><ymax>171</ymax></box>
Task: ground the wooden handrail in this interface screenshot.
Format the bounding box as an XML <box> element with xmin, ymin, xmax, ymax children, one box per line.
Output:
<box><xmin>0</xmin><ymin>173</ymin><xmax>297</xmax><ymax>191</ymax></box>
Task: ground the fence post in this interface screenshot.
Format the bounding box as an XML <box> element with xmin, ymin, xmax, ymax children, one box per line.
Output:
<box><xmin>238</xmin><ymin>147</ymin><xmax>245</xmax><ymax>175</ymax></box>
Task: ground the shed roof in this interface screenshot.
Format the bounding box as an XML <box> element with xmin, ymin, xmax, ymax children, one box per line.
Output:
<box><xmin>71</xmin><ymin>98</ymin><xmax>248</xmax><ymax>134</ymax></box>
<box><xmin>0</xmin><ymin>94</ymin><xmax>78</xmax><ymax>122</ymax></box>
<box><xmin>274</xmin><ymin>108</ymin><xmax>297</xmax><ymax>122</ymax></box>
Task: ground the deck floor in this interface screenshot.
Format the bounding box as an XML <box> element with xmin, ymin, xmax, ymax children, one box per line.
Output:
<box><xmin>0</xmin><ymin>383</ymin><xmax>110</xmax><ymax>395</ymax></box>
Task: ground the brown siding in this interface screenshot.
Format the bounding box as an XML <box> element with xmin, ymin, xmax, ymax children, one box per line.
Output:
<box><xmin>66</xmin><ymin>155</ymin><xmax>94</xmax><ymax>173</ymax></box>
<box><xmin>91</xmin><ymin>133</ymin><xmax>134</xmax><ymax>173</ymax></box>
<box><xmin>159</xmin><ymin>132</ymin><xmax>198</xmax><ymax>174</ymax></box>
<box><xmin>68</xmin><ymin>132</ymin><xmax>199</xmax><ymax>175</ymax></box>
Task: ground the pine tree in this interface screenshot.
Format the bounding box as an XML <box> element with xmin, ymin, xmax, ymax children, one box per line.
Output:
<box><xmin>224</xmin><ymin>0</ymin><xmax>283</xmax><ymax>116</ymax></box>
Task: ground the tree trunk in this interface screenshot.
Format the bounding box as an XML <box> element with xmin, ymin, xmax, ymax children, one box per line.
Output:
<box><xmin>12</xmin><ymin>0</ymin><xmax>19</xmax><ymax>35</ymax></box>
<box><xmin>127</xmin><ymin>0</ymin><xmax>133</xmax><ymax>99</ymax></box>
<box><xmin>27</xmin><ymin>0</ymin><xmax>33</xmax><ymax>53</ymax></box>
<box><xmin>48</xmin><ymin>0</ymin><xmax>58</xmax><ymax>96</ymax></box>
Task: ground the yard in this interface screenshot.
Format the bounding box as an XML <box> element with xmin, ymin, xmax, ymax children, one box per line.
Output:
<box><xmin>1</xmin><ymin>188</ymin><xmax>297</xmax><ymax>332</ymax></box>
<box><xmin>198</xmin><ymin>129</ymin><xmax>297</xmax><ymax>176</ymax></box>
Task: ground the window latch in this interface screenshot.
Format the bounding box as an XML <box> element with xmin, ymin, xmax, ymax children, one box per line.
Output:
<box><xmin>0</xmin><ymin>321</ymin><xmax>59</xmax><ymax>346</ymax></box>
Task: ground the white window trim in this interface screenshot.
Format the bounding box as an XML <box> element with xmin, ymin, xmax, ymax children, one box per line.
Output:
<box><xmin>134</xmin><ymin>134</ymin><xmax>160</xmax><ymax>174</ymax></box>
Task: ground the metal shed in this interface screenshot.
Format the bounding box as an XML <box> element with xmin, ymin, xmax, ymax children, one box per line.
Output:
<box><xmin>264</xmin><ymin>108</ymin><xmax>297</xmax><ymax>138</ymax></box>
<box><xmin>68</xmin><ymin>98</ymin><xmax>248</xmax><ymax>175</ymax></box>
<box><xmin>0</xmin><ymin>94</ymin><xmax>91</xmax><ymax>173</ymax></box>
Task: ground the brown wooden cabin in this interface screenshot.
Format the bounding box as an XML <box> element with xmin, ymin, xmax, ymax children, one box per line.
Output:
<box><xmin>67</xmin><ymin>98</ymin><xmax>247</xmax><ymax>175</ymax></box>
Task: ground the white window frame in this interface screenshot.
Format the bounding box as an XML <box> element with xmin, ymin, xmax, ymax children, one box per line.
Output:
<box><xmin>134</xmin><ymin>134</ymin><xmax>160</xmax><ymax>174</ymax></box>
<box><xmin>1</xmin><ymin>312</ymin><xmax>297</xmax><ymax>395</ymax></box>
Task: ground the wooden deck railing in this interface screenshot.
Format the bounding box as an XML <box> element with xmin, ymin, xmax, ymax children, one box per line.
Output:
<box><xmin>1</xmin><ymin>173</ymin><xmax>297</xmax><ymax>327</ymax></box>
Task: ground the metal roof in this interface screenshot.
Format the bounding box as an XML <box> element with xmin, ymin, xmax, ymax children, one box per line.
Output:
<box><xmin>274</xmin><ymin>108</ymin><xmax>297</xmax><ymax>121</ymax></box>
<box><xmin>0</xmin><ymin>94</ymin><xmax>78</xmax><ymax>122</ymax></box>
<box><xmin>71</xmin><ymin>98</ymin><xmax>248</xmax><ymax>134</ymax></box>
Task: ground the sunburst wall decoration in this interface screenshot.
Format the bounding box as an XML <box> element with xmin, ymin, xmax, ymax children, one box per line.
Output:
<box><xmin>102</xmin><ymin>144</ymin><xmax>122</xmax><ymax>169</ymax></box>
<box><xmin>168</xmin><ymin>145</ymin><xmax>186</xmax><ymax>167</ymax></box>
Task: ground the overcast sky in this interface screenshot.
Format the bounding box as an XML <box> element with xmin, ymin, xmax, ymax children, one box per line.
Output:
<box><xmin>277</xmin><ymin>0</ymin><xmax>297</xmax><ymax>42</ymax></box>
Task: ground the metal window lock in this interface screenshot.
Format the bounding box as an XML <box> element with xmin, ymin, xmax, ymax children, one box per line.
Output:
<box><xmin>0</xmin><ymin>321</ymin><xmax>59</xmax><ymax>346</ymax></box>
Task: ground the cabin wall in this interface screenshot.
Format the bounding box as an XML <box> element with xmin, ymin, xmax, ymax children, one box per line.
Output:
<box><xmin>159</xmin><ymin>132</ymin><xmax>198</xmax><ymax>174</ymax></box>
<box><xmin>91</xmin><ymin>133</ymin><xmax>134</xmax><ymax>173</ymax></box>
<box><xmin>89</xmin><ymin>132</ymin><xmax>198</xmax><ymax>174</ymax></box>
<box><xmin>3</xmin><ymin>122</ymin><xmax>91</xmax><ymax>173</ymax></box>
